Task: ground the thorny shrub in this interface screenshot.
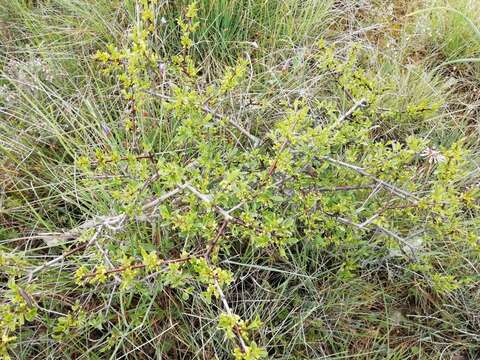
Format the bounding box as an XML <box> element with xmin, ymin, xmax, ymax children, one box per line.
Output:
<box><xmin>1</xmin><ymin>1</ymin><xmax>479</xmax><ymax>359</ymax></box>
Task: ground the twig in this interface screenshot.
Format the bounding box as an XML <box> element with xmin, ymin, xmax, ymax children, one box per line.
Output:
<box><xmin>337</xmin><ymin>98</ymin><xmax>367</xmax><ymax>123</ymax></box>
<box><xmin>83</xmin><ymin>256</ymin><xmax>193</xmax><ymax>278</ymax></box>
<box><xmin>89</xmin><ymin>152</ymin><xmax>162</xmax><ymax>167</ymax></box>
<box><xmin>359</xmin><ymin>202</ymin><xmax>420</xmax><ymax>228</ymax></box>
<box><xmin>204</xmin><ymin>222</ymin><xmax>247</xmax><ymax>353</ymax></box>
<box><xmin>77</xmin><ymin>214</ymin><xmax>125</xmax><ymax>232</ymax></box>
<box><xmin>327</xmin><ymin>213</ymin><xmax>417</xmax><ymax>260</ymax></box>
<box><xmin>203</xmin><ymin>104</ymin><xmax>260</xmax><ymax>147</ymax></box>
<box><xmin>7</xmin><ymin>232</ymin><xmax>77</xmax><ymax>244</ymax></box>
<box><xmin>147</xmin><ymin>90</ymin><xmax>260</xmax><ymax>147</ymax></box>
<box><xmin>321</xmin><ymin>156</ymin><xmax>419</xmax><ymax>203</ymax></box>
<box><xmin>95</xmin><ymin>242</ymin><xmax>122</xmax><ymax>283</ymax></box>
<box><xmin>373</xmin><ymin>224</ymin><xmax>418</xmax><ymax>260</ymax></box>
<box><xmin>183</xmin><ymin>183</ymin><xmax>234</xmax><ymax>221</ymax></box>
<box><xmin>142</xmin><ymin>185</ymin><xmax>186</xmax><ymax>212</ymax></box>
<box><xmin>310</xmin><ymin>184</ymin><xmax>376</xmax><ymax>193</ymax></box>
<box><xmin>267</xmin><ymin>140</ymin><xmax>289</xmax><ymax>176</ymax></box>
<box><xmin>205</xmin><ymin>220</ymin><xmax>229</xmax><ymax>262</ymax></box>
<box><xmin>213</xmin><ymin>274</ymin><xmax>248</xmax><ymax>353</ymax></box>
<box><xmin>27</xmin><ymin>226</ymin><xmax>103</xmax><ymax>282</ymax></box>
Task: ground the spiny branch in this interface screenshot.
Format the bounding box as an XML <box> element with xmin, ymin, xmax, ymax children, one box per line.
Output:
<box><xmin>27</xmin><ymin>226</ymin><xmax>103</xmax><ymax>283</ymax></box>
<box><xmin>148</xmin><ymin>90</ymin><xmax>260</xmax><ymax>147</ymax></box>
<box><xmin>326</xmin><ymin>212</ymin><xmax>418</xmax><ymax>260</ymax></box>
<box><xmin>213</xmin><ymin>274</ymin><xmax>248</xmax><ymax>353</ymax></box>
<box><xmin>206</xmin><ymin>221</ymin><xmax>247</xmax><ymax>353</ymax></box>
<box><xmin>83</xmin><ymin>256</ymin><xmax>193</xmax><ymax>278</ymax></box>
<box><xmin>337</xmin><ymin>98</ymin><xmax>367</xmax><ymax>123</ymax></box>
<box><xmin>321</xmin><ymin>156</ymin><xmax>420</xmax><ymax>203</ymax></box>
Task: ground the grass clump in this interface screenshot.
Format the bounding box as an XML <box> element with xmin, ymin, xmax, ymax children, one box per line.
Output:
<box><xmin>416</xmin><ymin>0</ymin><xmax>480</xmax><ymax>62</ymax></box>
<box><xmin>1</xmin><ymin>0</ymin><xmax>480</xmax><ymax>359</ymax></box>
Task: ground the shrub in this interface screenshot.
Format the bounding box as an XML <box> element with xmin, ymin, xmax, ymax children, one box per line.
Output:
<box><xmin>1</xmin><ymin>1</ymin><xmax>479</xmax><ymax>359</ymax></box>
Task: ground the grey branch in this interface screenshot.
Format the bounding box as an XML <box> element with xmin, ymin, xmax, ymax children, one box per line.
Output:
<box><xmin>213</xmin><ymin>276</ymin><xmax>248</xmax><ymax>353</ymax></box>
<box><xmin>332</xmin><ymin>214</ymin><xmax>418</xmax><ymax>260</ymax></box>
<box><xmin>338</xmin><ymin>98</ymin><xmax>368</xmax><ymax>123</ymax></box>
<box><xmin>321</xmin><ymin>156</ymin><xmax>419</xmax><ymax>203</ymax></box>
<box><xmin>27</xmin><ymin>226</ymin><xmax>103</xmax><ymax>282</ymax></box>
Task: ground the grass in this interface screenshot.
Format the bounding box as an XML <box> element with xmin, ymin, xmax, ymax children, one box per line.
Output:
<box><xmin>168</xmin><ymin>0</ymin><xmax>335</xmax><ymax>68</ymax></box>
<box><xmin>413</xmin><ymin>0</ymin><xmax>480</xmax><ymax>61</ymax></box>
<box><xmin>1</xmin><ymin>0</ymin><xmax>480</xmax><ymax>359</ymax></box>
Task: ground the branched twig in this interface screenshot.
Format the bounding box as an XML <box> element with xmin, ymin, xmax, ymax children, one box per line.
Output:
<box><xmin>205</xmin><ymin>221</ymin><xmax>247</xmax><ymax>353</ymax></box>
<box><xmin>321</xmin><ymin>156</ymin><xmax>420</xmax><ymax>203</ymax></box>
<box><xmin>27</xmin><ymin>226</ymin><xmax>103</xmax><ymax>282</ymax></box>
<box><xmin>95</xmin><ymin>242</ymin><xmax>122</xmax><ymax>283</ymax></box>
<box><xmin>83</xmin><ymin>256</ymin><xmax>193</xmax><ymax>278</ymax></box>
<box><xmin>148</xmin><ymin>90</ymin><xmax>260</xmax><ymax>147</ymax></box>
<box><xmin>327</xmin><ymin>212</ymin><xmax>418</xmax><ymax>260</ymax></box>
<box><xmin>183</xmin><ymin>183</ymin><xmax>234</xmax><ymax>221</ymax></box>
<box><xmin>142</xmin><ymin>185</ymin><xmax>186</xmax><ymax>212</ymax></box>
<box><xmin>203</xmin><ymin>104</ymin><xmax>260</xmax><ymax>147</ymax></box>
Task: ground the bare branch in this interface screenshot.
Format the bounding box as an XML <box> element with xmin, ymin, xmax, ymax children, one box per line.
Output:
<box><xmin>337</xmin><ymin>98</ymin><xmax>367</xmax><ymax>123</ymax></box>
<box><xmin>205</xmin><ymin>221</ymin><xmax>247</xmax><ymax>353</ymax></box>
<box><xmin>321</xmin><ymin>156</ymin><xmax>419</xmax><ymax>203</ymax></box>
<box><xmin>327</xmin><ymin>213</ymin><xmax>418</xmax><ymax>260</ymax></box>
<box><xmin>27</xmin><ymin>226</ymin><xmax>103</xmax><ymax>283</ymax></box>
<box><xmin>213</xmin><ymin>275</ymin><xmax>248</xmax><ymax>353</ymax></box>
<box><xmin>183</xmin><ymin>183</ymin><xmax>234</xmax><ymax>221</ymax></box>
<box><xmin>203</xmin><ymin>104</ymin><xmax>260</xmax><ymax>147</ymax></box>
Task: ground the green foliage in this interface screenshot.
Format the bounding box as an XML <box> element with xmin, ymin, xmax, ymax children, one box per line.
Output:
<box><xmin>93</xmin><ymin>0</ymin><xmax>159</xmax><ymax>137</ymax></box>
<box><xmin>65</xmin><ymin>4</ymin><xmax>478</xmax><ymax>356</ymax></box>
<box><xmin>0</xmin><ymin>280</ymin><xmax>36</xmax><ymax>360</ymax></box>
<box><xmin>233</xmin><ymin>342</ymin><xmax>268</xmax><ymax>360</ymax></box>
<box><xmin>1</xmin><ymin>0</ymin><xmax>479</xmax><ymax>359</ymax></box>
<box><xmin>52</xmin><ymin>303</ymin><xmax>86</xmax><ymax>342</ymax></box>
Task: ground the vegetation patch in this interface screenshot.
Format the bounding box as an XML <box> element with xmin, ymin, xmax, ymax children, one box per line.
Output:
<box><xmin>1</xmin><ymin>0</ymin><xmax>479</xmax><ymax>359</ymax></box>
